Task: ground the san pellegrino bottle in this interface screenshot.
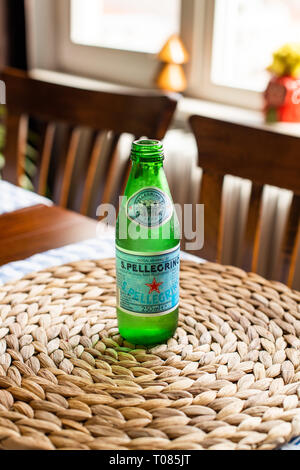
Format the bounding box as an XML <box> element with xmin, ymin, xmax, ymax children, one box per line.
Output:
<box><xmin>116</xmin><ymin>139</ymin><xmax>180</xmax><ymax>345</ymax></box>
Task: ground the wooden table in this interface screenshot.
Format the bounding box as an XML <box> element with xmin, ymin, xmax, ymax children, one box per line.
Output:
<box><xmin>0</xmin><ymin>204</ymin><xmax>98</xmax><ymax>266</ymax></box>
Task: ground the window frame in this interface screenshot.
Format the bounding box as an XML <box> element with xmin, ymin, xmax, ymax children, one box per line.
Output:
<box><xmin>26</xmin><ymin>0</ymin><xmax>263</xmax><ymax>110</ymax></box>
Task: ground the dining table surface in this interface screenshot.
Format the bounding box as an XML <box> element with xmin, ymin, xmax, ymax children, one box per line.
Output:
<box><xmin>0</xmin><ymin>180</ymin><xmax>299</xmax><ymax>451</ymax></box>
<box><xmin>0</xmin><ymin>204</ymin><xmax>98</xmax><ymax>266</ymax></box>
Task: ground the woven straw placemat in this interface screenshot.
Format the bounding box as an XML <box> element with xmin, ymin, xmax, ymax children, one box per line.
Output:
<box><xmin>0</xmin><ymin>258</ymin><xmax>299</xmax><ymax>450</ymax></box>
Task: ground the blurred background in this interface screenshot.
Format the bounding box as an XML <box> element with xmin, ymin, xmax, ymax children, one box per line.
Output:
<box><xmin>1</xmin><ymin>0</ymin><xmax>298</xmax><ymax>104</ymax></box>
<box><xmin>0</xmin><ymin>0</ymin><xmax>300</xmax><ymax>286</ymax></box>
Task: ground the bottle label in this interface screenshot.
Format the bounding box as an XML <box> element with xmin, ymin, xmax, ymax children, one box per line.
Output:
<box><xmin>116</xmin><ymin>245</ymin><xmax>180</xmax><ymax>316</ymax></box>
<box><xmin>126</xmin><ymin>187</ymin><xmax>173</xmax><ymax>228</ymax></box>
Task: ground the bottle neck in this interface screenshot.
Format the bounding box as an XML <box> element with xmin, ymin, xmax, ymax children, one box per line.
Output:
<box><xmin>131</xmin><ymin>159</ymin><xmax>163</xmax><ymax>169</ymax></box>
<box><xmin>128</xmin><ymin>139</ymin><xmax>166</xmax><ymax>186</ymax></box>
<box><xmin>130</xmin><ymin>159</ymin><xmax>164</xmax><ymax>179</ymax></box>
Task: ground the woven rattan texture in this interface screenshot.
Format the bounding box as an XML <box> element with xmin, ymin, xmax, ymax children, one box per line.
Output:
<box><xmin>0</xmin><ymin>259</ymin><xmax>299</xmax><ymax>450</ymax></box>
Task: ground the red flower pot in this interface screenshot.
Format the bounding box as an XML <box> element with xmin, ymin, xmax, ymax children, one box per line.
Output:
<box><xmin>264</xmin><ymin>76</ymin><xmax>300</xmax><ymax>122</ymax></box>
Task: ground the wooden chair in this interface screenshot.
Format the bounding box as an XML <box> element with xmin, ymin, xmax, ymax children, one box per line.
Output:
<box><xmin>1</xmin><ymin>67</ymin><xmax>177</xmax><ymax>213</ymax></box>
<box><xmin>189</xmin><ymin>114</ymin><xmax>300</xmax><ymax>287</ymax></box>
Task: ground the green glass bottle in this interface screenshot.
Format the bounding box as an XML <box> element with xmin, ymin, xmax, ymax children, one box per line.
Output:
<box><xmin>115</xmin><ymin>139</ymin><xmax>180</xmax><ymax>346</ymax></box>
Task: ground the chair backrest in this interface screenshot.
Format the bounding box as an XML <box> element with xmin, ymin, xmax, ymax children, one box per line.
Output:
<box><xmin>1</xmin><ymin>67</ymin><xmax>177</xmax><ymax>213</ymax></box>
<box><xmin>189</xmin><ymin>114</ymin><xmax>300</xmax><ymax>287</ymax></box>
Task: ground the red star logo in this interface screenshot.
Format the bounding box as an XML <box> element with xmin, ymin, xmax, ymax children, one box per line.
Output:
<box><xmin>145</xmin><ymin>277</ymin><xmax>163</xmax><ymax>294</ymax></box>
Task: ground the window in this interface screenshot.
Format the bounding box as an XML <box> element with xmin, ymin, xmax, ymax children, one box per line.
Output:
<box><xmin>26</xmin><ymin>0</ymin><xmax>300</xmax><ymax>110</ymax></box>
<box><xmin>211</xmin><ymin>0</ymin><xmax>300</xmax><ymax>92</ymax></box>
<box><xmin>71</xmin><ymin>0</ymin><xmax>181</xmax><ymax>54</ymax></box>
<box><xmin>29</xmin><ymin>0</ymin><xmax>183</xmax><ymax>90</ymax></box>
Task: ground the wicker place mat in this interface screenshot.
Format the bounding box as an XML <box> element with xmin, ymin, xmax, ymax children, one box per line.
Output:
<box><xmin>0</xmin><ymin>258</ymin><xmax>299</xmax><ymax>451</ymax></box>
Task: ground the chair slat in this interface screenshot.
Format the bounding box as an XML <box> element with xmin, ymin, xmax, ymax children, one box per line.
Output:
<box><xmin>58</xmin><ymin>127</ymin><xmax>81</xmax><ymax>208</ymax></box>
<box><xmin>17</xmin><ymin>115</ymin><xmax>28</xmax><ymax>186</ymax></box>
<box><xmin>80</xmin><ymin>131</ymin><xmax>105</xmax><ymax>215</ymax></box>
<box><xmin>288</xmin><ymin>223</ymin><xmax>300</xmax><ymax>288</ymax></box>
<box><xmin>34</xmin><ymin>122</ymin><xmax>56</xmax><ymax>196</ymax></box>
<box><xmin>2</xmin><ymin>113</ymin><xmax>28</xmax><ymax>185</ymax></box>
<box><xmin>241</xmin><ymin>183</ymin><xmax>264</xmax><ymax>272</ymax></box>
<box><xmin>279</xmin><ymin>194</ymin><xmax>300</xmax><ymax>286</ymax></box>
<box><xmin>199</xmin><ymin>171</ymin><xmax>224</xmax><ymax>263</ymax></box>
<box><xmin>101</xmin><ymin>133</ymin><xmax>122</xmax><ymax>206</ymax></box>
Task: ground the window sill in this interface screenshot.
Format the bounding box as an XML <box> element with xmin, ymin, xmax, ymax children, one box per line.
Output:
<box><xmin>177</xmin><ymin>96</ymin><xmax>300</xmax><ymax>138</ymax></box>
<box><xmin>29</xmin><ymin>69</ymin><xmax>300</xmax><ymax>138</ymax></box>
<box><xmin>29</xmin><ymin>68</ymin><xmax>161</xmax><ymax>95</ymax></box>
